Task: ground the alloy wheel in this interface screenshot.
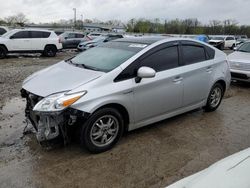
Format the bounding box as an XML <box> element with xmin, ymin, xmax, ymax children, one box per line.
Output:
<box><xmin>90</xmin><ymin>115</ymin><xmax>119</xmax><ymax>147</ymax></box>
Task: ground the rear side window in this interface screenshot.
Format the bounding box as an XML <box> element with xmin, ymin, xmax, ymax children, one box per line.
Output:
<box><xmin>76</xmin><ymin>34</ymin><xmax>84</xmax><ymax>38</ymax></box>
<box><xmin>0</xmin><ymin>28</ymin><xmax>7</xmax><ymax>35</ymax></box>
<box><xmin>182</xmin><ymin>45</ymin><xmax>206</xmax><ymax>65</ymax></box>
<box><xmin>11</xmin><ymin>31</ymin><xmax>30</xmax><ymax>39</ymax></box>
<box><xmin>30</xmin><ymin>31</ymin><xmax>50</xmax><ymax>38</ymax></box>
<box><xmin>140</xmin><ymin>46</ymin><xmax>179</xmax><ymax>72</ymax></box>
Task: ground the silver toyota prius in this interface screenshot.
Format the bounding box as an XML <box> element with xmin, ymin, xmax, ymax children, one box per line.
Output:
<box><xmin>21</xmin><ymin>37</ymin><xmax>231</xmax><ymax>153</ymax></box>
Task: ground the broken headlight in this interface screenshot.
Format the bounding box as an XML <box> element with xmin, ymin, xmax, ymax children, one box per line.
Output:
<box><xmin>33</xmin><ymin>91</ymin><xmax>87</xmax><ymax>112</ymax></box>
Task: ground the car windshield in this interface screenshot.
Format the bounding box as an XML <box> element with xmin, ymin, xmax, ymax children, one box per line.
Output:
<box><xmin>212</xmin><ymin>37</ymin><xmax>224</xmax><ymax>40</ymax></box>
<box><xmin>238</xmin><ymin>42</ymin><xmax>250</xmax><ymax>53</ymax></box>
<box><xmin>1</xmin><ymin>30</ymin><xmax>16</xmax><ymax>38</ymax></box>
<box><xmin>68</xmin><ymin>42</ymin><xmax>146</xmax><ymax>72</ymax></box>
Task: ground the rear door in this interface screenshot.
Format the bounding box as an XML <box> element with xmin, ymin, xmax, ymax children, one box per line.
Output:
<box><xmin>30</xmin><ymin>31</ymin><xmax>51</xmax><ymax>51</ymax></box>
<box><xmin>180</xmin><ymin>41</ymin><xmax>214</xmax><ymax>107</ymax></box>
<box><xmin>65</xmin><ymin>33</ymin><xmax>77</xmax><ymax>48</ymax></box>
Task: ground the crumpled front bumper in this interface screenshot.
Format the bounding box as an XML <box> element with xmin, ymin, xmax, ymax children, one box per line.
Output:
<box><xmin>21</xmin><ymin>89</ymin><xmax>86</xmax><ymax>144</ymax></box>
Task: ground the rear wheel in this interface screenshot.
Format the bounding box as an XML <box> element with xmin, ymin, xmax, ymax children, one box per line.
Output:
<box><xmin>81</xmin><ymin>108</ymin><xmax>124</xmax><ymax>153</ymax></box>
<box><xmin>0</xmin><ymin>46</ymin><xmax>7</xmax><ymax>59</ymax></box>
<box><xmin>43</xmin><ymin>45</ymin><xmax>57</xmax><ymax>57</ymax></box>
<box><xmin>204</xmin><ymin>83</ymin><xmax>224</xmax><ymax>112</ymax></box>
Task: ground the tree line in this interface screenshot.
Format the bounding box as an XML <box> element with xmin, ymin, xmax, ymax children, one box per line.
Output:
<box><xmin>1</xmin><ymin>13</ymin><xmax>250</xmax><ymax>37</ymax></box>
<box><xmin>126</xmin><ymin>18</ymin><xmax>250</xmax><ymax>36</ymax></box>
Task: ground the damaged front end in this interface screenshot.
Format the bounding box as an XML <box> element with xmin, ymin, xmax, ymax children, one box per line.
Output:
<box><xmin>21</xmin><ymin>89</ymin><xmax>87</xmax><ymax>146</ymax></box>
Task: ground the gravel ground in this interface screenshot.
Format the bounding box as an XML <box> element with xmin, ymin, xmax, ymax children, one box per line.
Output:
<box><xmin>0</xmin><ymin>50</ymin><xmax>250</xmax><ymax>188</ymax></box>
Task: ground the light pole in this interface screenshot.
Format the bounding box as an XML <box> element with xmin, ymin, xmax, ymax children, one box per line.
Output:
<box><xmin>73</xmin><ymin>8</ymin><xmax>76</xmax><ymax>30</ymax></box>
<box><xmin>81</xmin><ymin>14</ymin><xmax>83</xmax><ymax>30</ymax></box>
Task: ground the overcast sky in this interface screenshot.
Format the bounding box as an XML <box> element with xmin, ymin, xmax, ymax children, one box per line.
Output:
<box><xmin>0</xmin><ymin>0</ymin><xmax>250</xmax><ymax>25</ymax></box>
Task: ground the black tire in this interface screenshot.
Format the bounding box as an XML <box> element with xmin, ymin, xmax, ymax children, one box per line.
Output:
<box><xmin>0</xmin><ymin>46</ymin><xmax>7</xmax><ymax>59</ymax></box>
<box><xmin>204</xmin><ymin>83</ymin><xmax>224</xmax><ymax>112</ymax></box>
<box><xmin>81</xmin><ymin>108</ymin><xmax>124</xmax><ymax>153</ymax></box>
<box><xmin>219</xmin><ymin>43</ymin><xmax>224</xmax><ymax>50</ymax></box>
<box><xmin>43</xmin><ymin>45</ymin><xmax>57</xmax><ymax>57</ymax></box>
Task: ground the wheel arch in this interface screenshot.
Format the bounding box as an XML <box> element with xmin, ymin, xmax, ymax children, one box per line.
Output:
<box><xmin>92</xmin><ymin>103</ymin><xmax>130</xmax><ymax>132</ymax></box>
<box><xmin>214</xmin><ymin>79</ymin><xmax>226</xmax><ymax>93</ymax></box>
<box><xmin>44</xmin><ymin>44</ymin><xmax>58</xmax><ymax>50</ymax></box>
<box><xmin>0</xmin><ymin>44</ymin><xmax>8</xmax><ymax>52</ymax></box>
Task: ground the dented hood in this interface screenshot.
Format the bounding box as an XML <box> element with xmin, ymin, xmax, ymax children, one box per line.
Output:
<box><xmin>167</xmin><ymin>148</ymin><xmax>250</xmax><ymax>188</ymax></box>
<box><xmin>22</xmin><ymin>61</ymin><xmax>104</xmax><ymax>97</ymax></box>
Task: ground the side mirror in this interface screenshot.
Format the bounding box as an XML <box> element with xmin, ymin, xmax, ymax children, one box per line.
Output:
<box><xmin>9</xmin><ymin>36</ymin><xmax>14</xmax><ymax>39</ymax></box>
<box><xmin>64</xmin><ymin>37</ymin><xmax>68</xmax><ymax>40</ymax></box>
<box><xmin>135</xmin><ymin>66</ymin><xmax>156</xmax><ymax>83</ymax></box>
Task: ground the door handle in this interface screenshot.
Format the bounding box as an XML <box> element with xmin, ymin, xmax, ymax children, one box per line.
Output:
<box><xmin>206</xmin><ymin>66</ymin><xmax>213</xmax><ymax>73</ymax></box>
<box><xmin>173</xmin><ymin>76</ymin><xmax>183</xmax><ymax>83</ymax></box>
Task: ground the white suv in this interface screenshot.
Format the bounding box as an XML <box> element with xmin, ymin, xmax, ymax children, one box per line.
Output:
<box><xmin>0</xmin><ymin>29</ymin><xmax>62</xmax><ymax>58</ymax></box>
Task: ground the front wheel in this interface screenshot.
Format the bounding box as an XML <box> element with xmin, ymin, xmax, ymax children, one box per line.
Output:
<box><xmin>204</xmin><ymin>83</ymin><xmax>224</xmax><ymax>112</ymax></box>
<box><xmin>0</xmin><ymin>46</ymin><xmax>7</xmax><ymax>59</ymax></box>
<box><xmin>81</xmin><ymin>108</ymin><xmax>124</xmax><ymax>153</ymax></box>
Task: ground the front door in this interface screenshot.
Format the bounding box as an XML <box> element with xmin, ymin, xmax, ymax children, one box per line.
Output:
<box><xmin>133</xmin><ymin>43</ymin><xmax>183</xmax><ymax>125</ymax></box>
<box><xmin>8</xmin><ymin>31</ymin><xmax>31</xmax><ymax>51</ymax></box>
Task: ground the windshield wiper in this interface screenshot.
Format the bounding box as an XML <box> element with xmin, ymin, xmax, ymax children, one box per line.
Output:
<box><xmin>65</xmin><ymin>59</ymin><xmax>105</xmax><ymax>72</ymax></box>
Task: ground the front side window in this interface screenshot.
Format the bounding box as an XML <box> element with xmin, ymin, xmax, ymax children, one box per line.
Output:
<box><xmin>68</xmin><ymin>33</ymin><xmax>76</xmax><ymax>38</ymax></box>
<box><xmin>226</xmin><ymin>37</ymin><xmax>234</xmax><ymax>40</ymax></box>
<box><xmin>182</xmin><ymin>45</ymin><xmax>206</xmax><ymax>65</ymax></box>
<box><xmin>140</xmin><ymin>46</ymin><xmax>179</xmax><ymax>72</ymax></box>
<box><xmin>11</xmin><ymin>31</ymin><xmax>30</xmax><ymax>39</ymax></box>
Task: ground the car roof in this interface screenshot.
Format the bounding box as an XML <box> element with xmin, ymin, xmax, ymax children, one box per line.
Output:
<box><xmin>114</xmin><ymin>36</ymin><xmax>168</xmax><ymax>45</ymax></box>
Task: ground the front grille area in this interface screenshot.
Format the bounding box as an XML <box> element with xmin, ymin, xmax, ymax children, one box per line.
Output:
<box><xmin>231</xmin><ymin>72</ymin><xmax>249</xmax><ymax>79</ymax></box>
<box><xmin>230</xmin><ymin>61</ymin><xmax>250</xmax><ymax>71</ymax></box>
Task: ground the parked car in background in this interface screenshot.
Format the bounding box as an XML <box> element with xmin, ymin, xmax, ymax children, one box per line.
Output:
<box><xmin>0</xmin><ymin>26</ymin><xmax>9</xmax><ymax>36</ymax></box>
<box><xmin>77</xmin><ymin>34</ymin><xmax>123</xmax><ymax>51</ymax></box>
<box><xmin>209</xmin><ymin>36</ymin><xmax>236</xmax><ymax>50</ymax></box>
<box><xmin>195</xmin><ymin>34</ymin><xmax>209</xmax><ymax>43</ymax></box>
<box><xmin>87</xmin><ymin>32</ymin><xmax>102</xmax><ymax>39</ymax></box>
<box><xmin>235</xmin><ymin>36</ymin><xmax>248</xmax><ymax>47</ymax></box>
<box><xmin>21</xmin><ymin>37</ymin><xmax>230</xmax><ymax>153</ymax></box>
<box><xmin>59</xmin><ymin>32</ymin><xmax>85</xmax><ymax>49</ymax></box>
<box><xmin>166</xmin><ymin>147</ymin><xmax>250</xmax><ymax>188</ymax></box>
<box><xmin>0</xmin><ymin>29</ymin><xmax>62</xmax><ymax>58</ymax></box>
<box><xmin>228</xmin><ymin>41</ymin><xmax>250</xmax><ymax>82</ymax></box>
<box><xmin>77</xmin><ymin>36</ymin><xmax>107</xmax><ymax>51</ymax></box>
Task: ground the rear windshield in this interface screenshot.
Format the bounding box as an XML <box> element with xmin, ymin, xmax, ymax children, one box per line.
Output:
<box><xmin>69</xmin><ymin>42</ymin><xmax>147</xmax><ymax>72</ymax></box>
